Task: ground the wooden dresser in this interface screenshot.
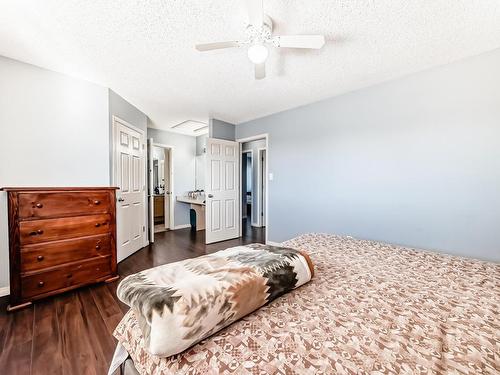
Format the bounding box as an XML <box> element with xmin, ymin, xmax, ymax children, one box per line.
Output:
<box><xmin>2</xmin><ymin>187</ymin><xmax>119</xmax><ymax>311</ymax></box>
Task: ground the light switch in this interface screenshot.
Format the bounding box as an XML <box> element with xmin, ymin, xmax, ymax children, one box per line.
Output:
<box><xmin>269</xmin><ymin>172</ymin><xmax>274</xmax><ymax>181</ymax></box>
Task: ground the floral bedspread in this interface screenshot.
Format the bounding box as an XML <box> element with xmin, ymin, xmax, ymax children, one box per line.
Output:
<box><xmin>114</xmin><ymin>233</ymin><xmax>500</xmax><ymax>374</ymax></box>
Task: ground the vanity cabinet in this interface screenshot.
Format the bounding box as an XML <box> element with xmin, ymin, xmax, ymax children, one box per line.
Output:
<box><xmin>153</xmin><ymin>195</ymin><xmax>165</xmax><ymax>223</ymax></box>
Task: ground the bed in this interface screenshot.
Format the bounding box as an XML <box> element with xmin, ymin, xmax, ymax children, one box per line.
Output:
<box><xmin>112</xmin><ymin>233</ymin><xmax>500</xmax><ymax>374</ymax></box>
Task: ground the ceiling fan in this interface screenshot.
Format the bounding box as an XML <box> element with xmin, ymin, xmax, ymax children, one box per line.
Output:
<box><xmin>195</xmin><ymin>0</ymin><xmax>326</xmax><ymax>80</ymax></box>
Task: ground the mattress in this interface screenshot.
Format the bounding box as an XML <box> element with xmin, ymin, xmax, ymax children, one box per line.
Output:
<box><xmin>113</xmin><ymin>233</ymin><xmax>500</xmax><ymax>374</ymax></box>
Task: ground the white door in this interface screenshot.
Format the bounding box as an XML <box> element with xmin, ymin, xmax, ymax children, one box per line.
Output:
<box><xmin>206</xmin><ymin>138</ymin><xmax>240</xmax><ymax>244</ymax></box>
<box><xmin>114</xmin><ymin>119</ymin><xmax>146</xmax><ymax>261</ymax></box>
<box><xmin>147</xmin><ymin>138</ymin><xmax>155</xmax><ymax>243</ymax></box>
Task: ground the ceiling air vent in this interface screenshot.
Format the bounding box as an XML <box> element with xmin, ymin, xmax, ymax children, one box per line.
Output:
<box><xmin>171</xmin><ymin>120</ymin><xmax>208</xmax><ymax>136</ymax></box>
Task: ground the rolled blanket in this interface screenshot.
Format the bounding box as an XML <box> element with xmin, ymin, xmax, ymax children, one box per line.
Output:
<box><xmin>116</xmin><ymin>243</ymin><xmax>314</xmax><ymax>357</ymax></box>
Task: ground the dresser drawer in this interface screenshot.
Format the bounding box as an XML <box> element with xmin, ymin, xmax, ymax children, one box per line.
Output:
<box><xmin>21</xmin><ymin>234</ymin><xmax>112</xmax><ymax>273</ymax></box>
<box><xmin>21</xmin><ymin>256</ymin><xmax>112</xmax><ymax>299</ymax></box>
<box><xmin>18</xmin><ymin>191</ymin><xmax>111</xmax><ymax>219</ymax></box>
<box><xmin>20</xmin><ymin>214</ymin><xmax>112</xmax><ymax>245</ymax></box>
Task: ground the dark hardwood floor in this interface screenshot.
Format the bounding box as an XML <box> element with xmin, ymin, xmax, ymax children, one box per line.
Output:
<box><xmin>0</xmin><ymin>220</ymin><xmax>264</xmax><ymax>375</ymax></box>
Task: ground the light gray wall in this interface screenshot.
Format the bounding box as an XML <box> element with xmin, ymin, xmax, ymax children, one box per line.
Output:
<box><xmin>210</xmin><ymin>118</ymin><xmax>235</xmax><ymax>141</ymax></box>
<box><xmin>242</xmin><ymin>139</ymin><xmax>266</xmax><ymax>222</ymax></box>
<box><xmin>236</xmin><ymin>48</ymin><xmax>500</xmax><ymax>262</ymax></box>
<box><xmin>108</xmin><ymin>90</ymin><xmax>148</xmax><ymax>133</ymax></box>
<box><xmin>147</xmin><ymin>128</ymin><xmax>196</xmax><ymax>227</ymax></box>
<box><xmin>0</xmin><ymin>56</ymin><xmax>110</xmax><ymax>290</ymax></box>
<box><xmin>108</xmin><ymin>89</ymin><xmax>148</xmax><ymax>179</ymax></box>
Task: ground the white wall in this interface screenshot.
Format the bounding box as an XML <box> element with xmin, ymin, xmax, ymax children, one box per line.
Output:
<box><xmin>0</xmin><ymin>56</ymin><xmax>110</xmax><ymax>291</ymax></box>
<box><xmin>236</xmin><ymin>48</ymin><xmax>500</xmax><ymax>261</ymax></box>
<box><xmin>147</xmin><ymin>128</ymin><xmax>196</xmax><ymax>227</ymax></box>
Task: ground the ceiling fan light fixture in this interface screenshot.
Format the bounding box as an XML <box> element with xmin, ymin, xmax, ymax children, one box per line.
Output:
<box><xmin>194</xmin><ymin>1</ymin><xmax>326</xmax><ymax>80</ymax></box>
<box><xmin>247</xmin><ymin>43</ymin><xmax>269</xmax><ymax>64</ymax></box>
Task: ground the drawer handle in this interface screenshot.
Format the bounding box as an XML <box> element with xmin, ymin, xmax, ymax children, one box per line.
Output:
<box><xmin>38</xmin><ymin>281</ymin><xmax>45</xmax><ymax>288</ymax></box>
<box><xmin>93</xmin><ymin>200</ymin><xmax>101</xmax><ymax>205</ymax></box>
<box><xmin>95</xmin><ymin>244</ymin><xmax>101</xmax><ymax>250</ymax></box>
<box><xmin>37</xmin><ymin>229</ymin><xmax>44</xmax><ymax>235</ymax></box>
<box><xmin>37</xmin><ymin>255</ymin><xmax>44</xmax><ymax>261</ymax></box>
<box><xmin>95</xmin><ymin>222</ymin><xmax>108</xmax><ymax>227</ymax></box>
<box><xmin>35</xmin><ymin>203</ymin><xmax>43</xmax><ymax>208</ymax></box>
<box><xmin>67</xmin><ymin>273</ymin><xmax>73</xmax><ymax>279</ymax></box>
<box><xmin>29</xmin><ymin>230</ymin><xmax>44</xmax><ymax>236</ymax></box>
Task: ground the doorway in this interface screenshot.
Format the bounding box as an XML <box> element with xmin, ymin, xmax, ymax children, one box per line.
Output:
<box><xmin>238</xmin><ymin>135</ymin><xmax>268</xmax><ymax>242</ymax></box>
<box><xmin>241</xmin><ymin>150</ymin><xmax>252</xmax><ymax>221</ymax></box>
<box><xmin>147</xmin><ymin>141</ymin><xmax>174</xmax><ymax>243</ymax></box>
<box><xmin>258</xmin><ymin>148</ymin><xmax>267</xmax><ymax>227</ymax></box>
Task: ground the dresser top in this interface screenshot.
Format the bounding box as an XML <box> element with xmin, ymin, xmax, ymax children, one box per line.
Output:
<box><xmin>1</xmin><ymin>187</ymin><xmax>119</xmax><ymax>192</ymax></box>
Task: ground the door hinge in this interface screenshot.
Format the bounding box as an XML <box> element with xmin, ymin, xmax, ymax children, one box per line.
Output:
<box><xmin>261</xmin><ymin>212</ymin><xmax>264</xmax><ymax>216</ymax></box>
<box><xmin>143</xmin><ymin>226</ymin><xmax>145</xmax><ymax>232</ymax></box>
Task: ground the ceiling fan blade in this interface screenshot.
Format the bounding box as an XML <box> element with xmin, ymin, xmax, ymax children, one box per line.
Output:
<box><xmin>255</xmin><ymin>63</ymin><xmax>266</xmax><ymax>80</ymax></box>
<box><xmin>195</xmin><ymin>41</ymin><xmax>240</xmax><ymax>52</ymax></box>
<box><xmin>274</xmin><ymin>35</ymin><xmax>326</xmax><ymax>49</ymax></box>
<box><xmin>244</xmin><ymin>0</ymin><xmax>263</xmax><ymax>27</ymax></box>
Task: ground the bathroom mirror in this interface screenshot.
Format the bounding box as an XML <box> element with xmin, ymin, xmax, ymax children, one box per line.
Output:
<box><xmin>195</xmin><ymin>154</ymin><xmax>205</xmax><ymax>190</ymax></box>
<box><xmin>152</xmin><ymin>146</ymin><xmax>166</xmax><ymax>195</ymax></box>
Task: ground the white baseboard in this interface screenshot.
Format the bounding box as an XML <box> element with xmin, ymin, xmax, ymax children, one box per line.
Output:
<box><xmin>173</xmin><ymin>224</ymin><xmax>191</xmax><ymax>230</ymax></box>
<box><xmin>0</xmin><ymin>286</ymin><xmax>10</xmax><ymax>297</ymax></box>
<box><xmin>266</xmin><ymin>241</ymin><xmax>282</xmax><ymax>247</ymax></box>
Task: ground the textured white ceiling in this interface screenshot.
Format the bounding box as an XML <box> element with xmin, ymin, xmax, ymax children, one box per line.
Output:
<box><xmin>1</xmin><ymin>0</ymin><xmax>500</xmax><ymax>134</ymax></box>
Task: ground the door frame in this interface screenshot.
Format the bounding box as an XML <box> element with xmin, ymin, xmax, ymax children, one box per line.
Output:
<box><xmin>111</xmin><ymin>115</ymin><xmax>148</xmax><ymax>249</ymax></box>
<box><xmin>236</xmin><ymin>133</ymin><xmax>269</xmax><ymax>244</ymax></box>
<box><xmin>257</xmin><ymin>147</ymin><xmax>266</xmax><ymax>228</ymax></box>
<box><xmin>152</xmin><ymin>142</ymin><xmax>174</xmax><ymax>234</ymax></box>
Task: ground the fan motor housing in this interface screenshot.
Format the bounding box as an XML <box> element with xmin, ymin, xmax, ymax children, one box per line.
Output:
<box><xmin>246</xmin><ymin>15</ymin><xmax>273</xmax><ymax>42</ymax></box>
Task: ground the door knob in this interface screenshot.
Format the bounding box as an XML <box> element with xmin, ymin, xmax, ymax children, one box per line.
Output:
<box><xmin>208</xmin><ymin>194</ymin><xmax>214</xmax><ymax>198</ymax></box>
<box><xmin>117</xmin><ymin>197</ymin><xmax>125</xmax><ymax>202</ymax></box>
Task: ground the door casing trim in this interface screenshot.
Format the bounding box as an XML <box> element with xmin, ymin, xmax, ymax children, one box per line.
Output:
<box><xmin>152</xmin><ymin>142</ymin><xmax>175</xmax><ymax>233</ymax></box>
<box><xmin>236</xmin><ymin>133</ymin><xmax>269</xmax><ymax>244</ymax></box>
